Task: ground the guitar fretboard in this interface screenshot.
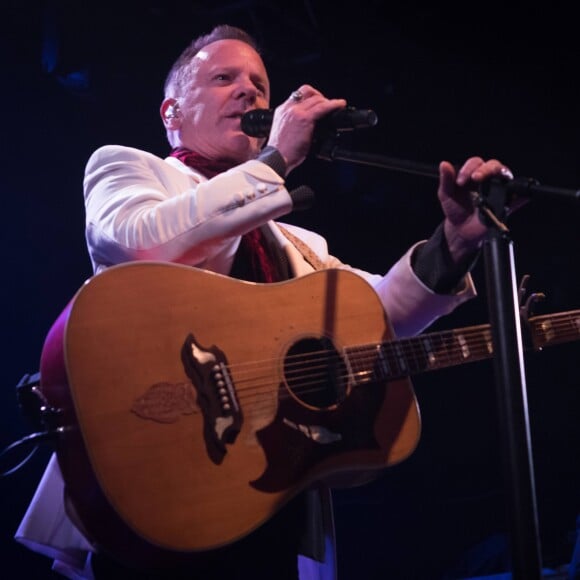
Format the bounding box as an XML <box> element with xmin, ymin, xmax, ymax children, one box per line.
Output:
<box><xmin>527</xmin><ymin>310</ymin><xmax>580</xmax><ymax>350</ymax></box>
<box><xmin>345</xmin><ymin>310</ymin><xmax>580</xmax><ymax>385</ymax></box>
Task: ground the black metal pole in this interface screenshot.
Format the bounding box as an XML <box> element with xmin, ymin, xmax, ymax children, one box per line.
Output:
<box><xmin>318</xmin><ymin>144</ymin><xmax>580</xmax><ymax>203</ymax></box>
<box><xmin>482</xmin><ymin>225</ymin><xmax>543</xmax><ymax>579</ymax></box>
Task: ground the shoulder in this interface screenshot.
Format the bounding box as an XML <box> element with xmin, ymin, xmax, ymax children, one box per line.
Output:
<box><xmin>87</xmin><ymin>144</ymin><xmax>161</xmax><ymax>166</ymax></box>
<box><xmin>85</xmin><ymin>145</ymin><xmax>203</xmax><ymax>183</ymax></box>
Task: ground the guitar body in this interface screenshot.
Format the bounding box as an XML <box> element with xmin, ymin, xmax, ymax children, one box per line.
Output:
<box><xmin>39</xmin><ymin>262</ymin><xmax>421</xmax><ymax>566</ymax></box>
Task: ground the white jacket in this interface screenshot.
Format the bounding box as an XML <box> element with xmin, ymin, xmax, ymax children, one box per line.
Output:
<box><xmin>16</xmin><ymin>145</ymin><xmax>476</xmax><ymax>579</ymax></box>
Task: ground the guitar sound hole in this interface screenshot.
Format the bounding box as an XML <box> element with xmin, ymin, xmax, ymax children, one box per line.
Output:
<box><xmin>283</xmin><ymin>337</ymin><xmax>347</xmax><ymax>409</ymax></box>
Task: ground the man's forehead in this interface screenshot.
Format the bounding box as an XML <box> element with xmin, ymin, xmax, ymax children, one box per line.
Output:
<box><xmin>194</xmin><ymin>38</ymin><xmax>261</xmax><ymax>64</ymax></box>
<box><xmin>189</xmin><ymin>38</ymin><xmax>270</xmax><ymax>93</ymax></box>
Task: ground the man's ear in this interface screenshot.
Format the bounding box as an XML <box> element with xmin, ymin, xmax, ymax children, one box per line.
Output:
<box><xmin>160</xmin><ymin>98</ymin><xmax>181</xmax><ymax>129</ymax></box>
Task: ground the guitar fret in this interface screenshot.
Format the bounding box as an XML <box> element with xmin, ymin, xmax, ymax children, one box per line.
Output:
<box><xmin>386</xmin><ymin>342</ymin><xmax>405</xmax><ymax>377</ymax></box>
<box><xmin>456</xmin><ymin>333</ymin><xmax>470</xmax><ymax>359</ymax></box>
<box><xmin>539</xmin><ymin>320</ymin><xmax>556</xmax><ymax>343</ymax></box>
<box><xmin>375</xmin><ymin>344</ymin><xmax>390</xmax><ymax>380</ymax></box>
<box><xmin>404</xmin><ymin>338</ymin><xmax>429</xmax><ymax>374</ymax></box>
<box><xmin>347</xmin><ymin>344</ymin><xmax>399</xmax><ymax>383</ymax></box>
<box><xmin>342</xmin><ymin>348</ymin><xmax>355</xmax><ymax>384</ymax></box>
<box><xmin>484</xmin><ymin>329</ymin><xmax>494</xmax><ymax>355</ymax></box>
<box><xmin>395</xmin><ymin>343</ymin><xmax>408</xmax><ymax>374</ymax></box>
<box><xmin>344</xmin><ymin>347</ymin><xmax>376</xmax><ymax>385</ymax></box>
<box><xmin>422</xmin><ymin>336</ymin><xmax>437</xmax><ymax>368</ymax></box>
<box><xmin>425</xmin><ymin>334</ymin><xmax>453</xmax><ymax>370</ymax></box>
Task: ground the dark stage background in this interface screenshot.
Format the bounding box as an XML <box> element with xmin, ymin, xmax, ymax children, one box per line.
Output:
<box><xmin>1</xmin><ymin>1</ymin><xmax>579</xmax><ymax>578</ymax></box>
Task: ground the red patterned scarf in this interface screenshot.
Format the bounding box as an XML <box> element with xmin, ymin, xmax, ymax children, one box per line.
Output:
<box><xmin>170</xmin><ymin>147</ymin><xmax>279</xmax><ymax>282</ymax></box>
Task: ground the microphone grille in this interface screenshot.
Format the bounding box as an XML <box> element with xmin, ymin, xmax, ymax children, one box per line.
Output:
<box><xmin>241</xmin><ymin>109</ymin><xmax>274</xmax><ymax>137</ymax></box>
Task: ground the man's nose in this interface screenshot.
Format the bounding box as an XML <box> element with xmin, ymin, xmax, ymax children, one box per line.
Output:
<box><xmin>235</xmin><ymin>80</ymin><xmax>258</xmax><ymax>102</ymax></box>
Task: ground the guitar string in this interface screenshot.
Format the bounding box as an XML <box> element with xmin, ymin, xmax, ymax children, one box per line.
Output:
<box><xmin>231</xmin><ymin>317</ymin><xmax>579</xmax><ymax>398</ymax></box>
<box><xmin>230</xmin><ymin>315</ymin><xmax>579</xmax><ymax>391</ymax></box>
<box><xmin>224</xmin><ymin>316</ymin><xmax>579</xmax><ymax>411</ymax></box>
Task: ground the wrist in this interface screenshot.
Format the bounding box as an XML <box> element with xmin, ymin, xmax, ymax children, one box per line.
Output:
<box><xmin>257</xmin><ymin>146</ymin><xmax>287</xmax><ymax>178</ymax></box>
<box><xmin>443</xmin><ymin>219</ymin><xmax>482</xmax><ymax>265</ymax></box>
<box><xmin>413</xmin><ymin>222</ymin><xmax>480</xmax><ymax>294</ymax></box>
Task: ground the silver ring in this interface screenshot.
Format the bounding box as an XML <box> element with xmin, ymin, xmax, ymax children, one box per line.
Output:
<box><xmin>290</xmin><ymin>89</ymin><xmax>304</xmax><ymax>102</ymax></box>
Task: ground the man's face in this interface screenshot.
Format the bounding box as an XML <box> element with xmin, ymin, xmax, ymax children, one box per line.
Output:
<box><xmin>178</xmin><ymin>39</ymin><xmax>270</xmax><ymax>163</ymax></box>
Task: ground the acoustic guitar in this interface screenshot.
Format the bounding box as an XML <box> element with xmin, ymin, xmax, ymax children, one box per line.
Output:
<box><xmin>38</xmin><ymin>261</ymin><xmax>579</xmax><ymax>567</ymax></box>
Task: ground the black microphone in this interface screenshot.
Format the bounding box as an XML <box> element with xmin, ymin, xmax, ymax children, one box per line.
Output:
<box><xmin>241</xmin><ymin>106</ymin><xmax>378</xmax><ymax>138</ymax></box>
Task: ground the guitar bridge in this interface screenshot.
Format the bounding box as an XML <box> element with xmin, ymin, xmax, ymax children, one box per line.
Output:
<box><xmin>181</xmin><ymin>333</ymin><xmax>242</xmax><ymax>465</ymax></box>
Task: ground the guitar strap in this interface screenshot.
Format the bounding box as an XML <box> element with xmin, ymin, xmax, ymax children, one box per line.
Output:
<box><xmin>229</xmin><ymin>223</ymin><xmax>326</xmax><ymax>282</ymax></box>
<box><xmin>276</xmin><ymin>224</ymin><xmax>327</xmax><ymax>272</ymax></box>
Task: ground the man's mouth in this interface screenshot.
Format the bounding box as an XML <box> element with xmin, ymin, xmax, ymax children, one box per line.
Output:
<box><xmin>226</xmin><ymin>110</ymin><xmax>247</xmax><ymax>119</ymax></box>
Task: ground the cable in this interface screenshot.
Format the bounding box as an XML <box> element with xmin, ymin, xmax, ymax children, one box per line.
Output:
<box><xmin>0</xmin><ymin>430</ymin><xmax>59</xmax><ymax>477</ymax></box>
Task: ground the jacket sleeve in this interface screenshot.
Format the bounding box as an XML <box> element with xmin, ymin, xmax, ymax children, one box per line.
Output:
<box><xmin>84</xmin><ymin>145</ymin><xmax>294</xmax><ymax>272</ymax></box>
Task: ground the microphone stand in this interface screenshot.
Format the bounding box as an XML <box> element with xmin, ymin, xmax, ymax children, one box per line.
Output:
<box><xmin>314</xmin><ymin>134</ymin><xmax>579</xmax><ymax>579</ymax></box>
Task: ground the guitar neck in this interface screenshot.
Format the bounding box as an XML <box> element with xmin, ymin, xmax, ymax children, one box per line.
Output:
<box><xmin>345</xmin><ymin>309</ymin><xmax>580</xmax><ymax>385</ymax></box>
<box><xmin>526</xmin><ymin>310</ymin><xmax>580</xmax><ymax>350</ymax></box>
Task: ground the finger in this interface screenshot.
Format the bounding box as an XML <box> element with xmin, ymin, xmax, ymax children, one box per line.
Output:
<box><xmin>438</xmin><ymin>161</ymin><xmax>457</xmax><ymax>199</ymax></box>
<box><xmin>288</xmin><ymin>84</ymin><xmax>320</xmax><ymax>103</ymax></box>
<box><xmin>472</xmin><ymin>159</ymin><xmax>513</xmax><ymax>181</ymax></box>
<box><xmin>501</xmin><ymin>166</ymin><xmax>514</xmax><ymax>179</ymax></box>
<box><xmin>289</xmin><ymin>94</ymin><xmax>347</xmax><ymax>123</ymax></box>
<box><xmin>456</xmin><ymin>157</ymin><xmax>484</xmax><ymax>186</ymax></box>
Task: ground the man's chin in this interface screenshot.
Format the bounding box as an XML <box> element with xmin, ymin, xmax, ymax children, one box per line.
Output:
<box><xmin>226</xmin><ymin>133</ymin><xmax>261</xmax><ymax>161</ymax></box>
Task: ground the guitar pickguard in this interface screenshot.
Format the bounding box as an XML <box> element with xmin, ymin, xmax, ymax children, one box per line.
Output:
<box><xmin>251</xmin><ymin>379</ymin><xmax>385</xmax><ymax>492</ymax></box>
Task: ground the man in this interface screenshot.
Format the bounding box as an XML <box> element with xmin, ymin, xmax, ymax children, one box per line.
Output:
<box><xmin>15</xmin><ymin>24</ymin><xmax>513</xmax><ymax>579</ymax></box>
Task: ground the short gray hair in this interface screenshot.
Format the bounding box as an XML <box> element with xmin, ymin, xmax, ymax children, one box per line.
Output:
<box><xmin>164</xmin><ymin>25</ymin><xmax>261</xmax><ymax>98</ymax></box>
